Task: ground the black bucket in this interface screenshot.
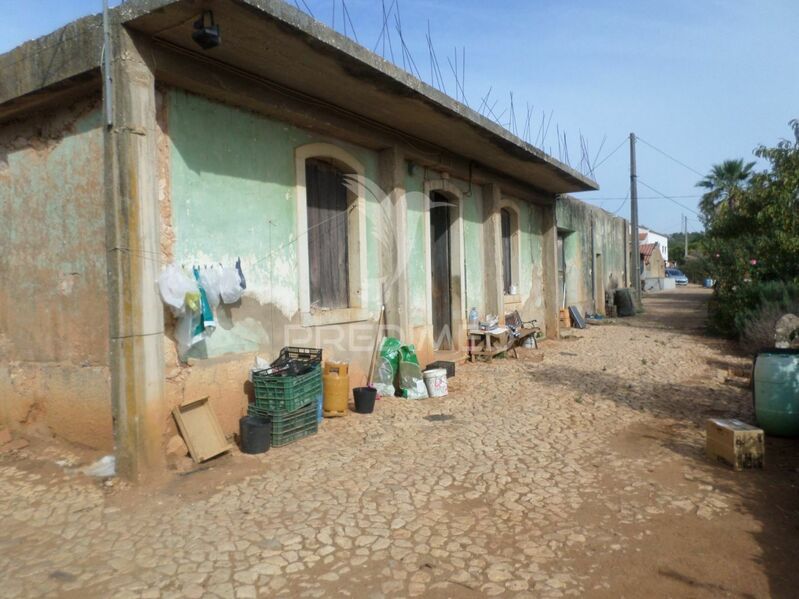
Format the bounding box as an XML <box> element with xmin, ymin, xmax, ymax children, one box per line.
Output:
<box><xmin>239</xmin><ymin>415</ymin><xmax>271</xmax><ymax>454</ymax></box>
<box><xmin>353</xmin><ymin>387</ymin><xmax>377</xmax><ymax>414</ymax></box>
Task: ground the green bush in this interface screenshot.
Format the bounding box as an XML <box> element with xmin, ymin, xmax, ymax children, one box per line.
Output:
<box><xmin>708</xmin><ymin>280</ymin><xmax>799</xmax><ymax>344</ymax></box>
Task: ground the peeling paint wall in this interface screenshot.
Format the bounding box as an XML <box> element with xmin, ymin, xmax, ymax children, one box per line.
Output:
<box><xmin>522</xmin><ymin>202</ymin><xmax>548</xmax><ymax>328</ymax></box>
<box><xmin>162</xmin><ymin>90</ymin><xmax>384</xmax><ymax>435</ymax></box>
<box><xmin>0</xmin><ymin>97</ymin><xmax>112</xmax><ymax>449</ymax></box>
<box><xmin>556</xmin><ymin>196</ymin><xmax>629</xmax><ymax>316</ymax></box>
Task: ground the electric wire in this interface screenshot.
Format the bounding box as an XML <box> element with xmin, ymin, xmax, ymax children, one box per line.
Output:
<box><xmin>636</xmin><ymin>136</ymin><xmax>706</xmax><ymax>178</ymax></box>
<box><xmin>637</xmin><ymin>179</ymin><xmax>701</xmax><ymax>216</ymax></box>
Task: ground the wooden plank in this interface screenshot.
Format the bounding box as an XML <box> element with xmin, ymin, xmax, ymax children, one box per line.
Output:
<box><xmin>172</xmin><ymin>397</ymin><xmax>232</xmax><ymax>463</ymax></box>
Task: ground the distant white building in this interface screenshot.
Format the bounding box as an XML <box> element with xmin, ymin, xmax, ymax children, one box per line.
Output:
<box><xmin>639</xmin><ymin>227</ymin><xmax>669</xmax><ymax>263</ymax></box>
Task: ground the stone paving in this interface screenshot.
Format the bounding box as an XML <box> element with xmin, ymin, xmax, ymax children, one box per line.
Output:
<box><xmin>0</xmin><ymin>288</ymin><xmax>773</xmax><ymax>598</ymax></box>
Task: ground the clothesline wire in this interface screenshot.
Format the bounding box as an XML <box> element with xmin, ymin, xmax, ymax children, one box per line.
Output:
<box><xmin>109</xmin><ymin>178</ymin><xmax>373</xmax><ymax>271</ymax></box>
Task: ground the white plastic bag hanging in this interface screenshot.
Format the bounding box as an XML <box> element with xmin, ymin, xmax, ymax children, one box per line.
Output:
<box><xmin>199</xmin><ymin>265</ymin><xmax>222</xmax><ymax>308</ymax></box>
<box><xmin>219</xmin><ymin>266</ymin><xmax>244</xmax><ymax>304</ymax></box>
<box><xmin>158</xmin><ymin>264</ymin><xmax>199</xmax><ymax>315</ymax></box>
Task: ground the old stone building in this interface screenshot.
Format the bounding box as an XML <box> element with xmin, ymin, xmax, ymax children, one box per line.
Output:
<box><xmin>0</xmin><ymin>0</ymin><xmax>630</xmax><ymax>478</ymax></box>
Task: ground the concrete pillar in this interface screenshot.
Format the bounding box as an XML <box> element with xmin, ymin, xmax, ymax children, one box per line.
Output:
<box><xmin>378</xmin><ymin>147</ymin><xmax>409</xmax><ymax>340</ymax></box>
<box><xmin>541</xmin><ymin>202</ymin><xmax>560</xmax><ymax>338</ymax></box>
<box><xmin>481</xmin><ymin>183</ymin><xmax>504</xmax><ymax>319</ymax></box>
<box><xmin>104</xmin><ymin>28</ymin><xmax>165</xmax><ymax>481</ymax></box>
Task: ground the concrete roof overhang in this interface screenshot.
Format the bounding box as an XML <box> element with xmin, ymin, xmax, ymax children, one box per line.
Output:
<box><xmin>0</xmin><ymin>0</ymin><xmax>598</xmax><ymax>195</ymax></box>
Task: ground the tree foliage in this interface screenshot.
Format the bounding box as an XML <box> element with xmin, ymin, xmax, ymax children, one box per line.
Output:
<box><xmin>699</xmin><ymin>120</ymin><xmax>799</xmax><ymax>338</ymax></box>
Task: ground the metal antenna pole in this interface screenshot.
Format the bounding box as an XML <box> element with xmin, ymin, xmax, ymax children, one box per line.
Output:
<box><xmin>630</xmin><ymin>133</ymin><xmax>642</xmax><ymax>303</ymax></box>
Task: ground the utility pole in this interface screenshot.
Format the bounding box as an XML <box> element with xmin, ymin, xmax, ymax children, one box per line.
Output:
<box><xmin>683</xmin><ymin>215</ymin><xmax>688</xmax><ymax>259</ymax></box>
<box><xmin>630</xmin><ymin>133</ymin><xmax>641</xmax><ymax>303</ymax></box>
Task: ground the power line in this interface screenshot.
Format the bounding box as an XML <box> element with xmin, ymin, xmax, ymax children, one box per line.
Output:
<box><xmin>585</xmin><ymin>194</ymin><xmax>702</xmax><ymax>201</ymax></box>
<box><xmin>636</xmin><ymin>136</ymin><xmax>706</xmax><ymax>178</ymax></box>
<box><xmin>611</xmin><ymin>192</ymin><xmax>629</xmax><ymax>215</ymax></box>
<box><xmin>637</xmin><ymin>179</ymin><xmax>701</xmax><ymax>216</ymax></box>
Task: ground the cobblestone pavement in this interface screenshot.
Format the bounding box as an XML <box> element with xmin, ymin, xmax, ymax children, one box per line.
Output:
<box><xmin>2</xmin><ymin>287</ymin><xmax>799</xmax><ymax>598</ymax></box>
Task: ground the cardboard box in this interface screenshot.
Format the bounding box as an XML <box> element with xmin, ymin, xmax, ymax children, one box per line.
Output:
<box><xmin>706</xmin><ymin>418</ymin><xmax>764</xmax><ymax>470</ymax></box>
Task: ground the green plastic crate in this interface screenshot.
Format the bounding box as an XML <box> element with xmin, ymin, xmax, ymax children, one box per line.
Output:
<box><xmin>248</xmin><ymin>400</ymin><xmax>317</xmax><ymax>434</ymax></box>
<box><xmin>271</xmin><ymin>420</ymin><xmax>318</xmax><ymax>447</ymax></box>
<box><xmin>252</xmin><ymin>364</ymin><xmax>322</xmax><ymax>413</ymax></box>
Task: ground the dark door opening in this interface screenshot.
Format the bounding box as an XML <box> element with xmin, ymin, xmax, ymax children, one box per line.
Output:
<box><xmin>501</xmin><ymin>208</ymin><xmax>512</xmax><ymax>294</ymax></box>
<box><xmin>430</xmin><ymin>192</ymin><xmax>452</xmax><ymax>350</ymax></box>
<box><xmin>557</xmin><ymin>233</ymin><xmax>566</xmax><ymax>308</ymax></box>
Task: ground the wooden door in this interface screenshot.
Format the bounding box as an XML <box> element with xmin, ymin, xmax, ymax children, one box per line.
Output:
<box><xmin>501</xmin><ymin>208</ymin><xmax>512</xmax><ymax>294</ymax></box>
<box><xmin>430</xmin><ymin>193</ymin><xmax>452</xmax><ymax>350</ymax></box>
<box><xmin>306</xmin><ymin>159</ymin><xmax>349</xmax><ymax>308</ymax></box>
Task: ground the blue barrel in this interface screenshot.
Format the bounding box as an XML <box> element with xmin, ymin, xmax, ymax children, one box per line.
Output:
<box><xmin>753</xmin><ymin>349</ymin><xmax>799</xmax><ymax>436</ymax></box>
<box><xmin>704</xmin><ymin>278</ymin><xmax>714</xmax><ymax>288</ymax></box>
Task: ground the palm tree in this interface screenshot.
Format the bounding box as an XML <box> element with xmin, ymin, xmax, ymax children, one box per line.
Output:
<box><xmin>696</xmin><ymin>159</ymin><xmax>755</xmax><ymax>220</ymax></box>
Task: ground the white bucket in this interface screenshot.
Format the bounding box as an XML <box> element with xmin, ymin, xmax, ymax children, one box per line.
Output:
<box><xmin>423</xmin><ymin>368</ymin><xmax>448</xmax><ymax>398</ymax></box>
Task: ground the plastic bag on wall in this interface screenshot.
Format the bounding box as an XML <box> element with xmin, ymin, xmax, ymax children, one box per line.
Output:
<box><xmin>174</xmin><ymin>311</ymin><xmax>196</xmax><ymax>358</ymax></box>
<box><xmin>158</xmin><ymin>264</ymin><xmax>199</xmax><ymax>316</ymax></box>
<box><xmin>199</xmin><ymin>265</ymin><xmax>222</xmax><ymax>308</ymax></box>
<box><xmin>399</xmin><ymin>360</ymin><xmax>428</xmax><ymax>400</ymax></box>
<box><xmin>219</xmin><ymin>267</ymin><xmax>244</xmax><ymax>304</ymax></box>
<box><xmin>372</xmin><ymin>356</ymin><xmax>396</xmax><ymax>398</ymax></box>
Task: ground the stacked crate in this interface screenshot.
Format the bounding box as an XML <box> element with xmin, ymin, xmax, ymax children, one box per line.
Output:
<box><xmin>250</xmin><ymin>347</ymin><xmax>322</xmax><ymax>447</ymax></box>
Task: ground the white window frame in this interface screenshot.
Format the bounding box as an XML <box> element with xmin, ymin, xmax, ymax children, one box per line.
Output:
<box><xmin>295</xmin><ymin>143</ymin><xmax>369</xmax><ymax>327</ymax></box>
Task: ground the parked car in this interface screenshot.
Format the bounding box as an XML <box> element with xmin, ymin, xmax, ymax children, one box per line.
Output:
<box><xmin>665</xmin><ymin>268</ymin><xmax>689</xmax><ymax>286</ymax></box>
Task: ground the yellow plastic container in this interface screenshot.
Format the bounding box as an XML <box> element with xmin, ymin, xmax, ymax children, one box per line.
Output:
<box><xmin>323</xmin><ymin>361</ymin><xmax>349</xmax><ymax>417</ymax></box>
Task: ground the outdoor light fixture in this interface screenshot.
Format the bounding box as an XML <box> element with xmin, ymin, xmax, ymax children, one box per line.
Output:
<box><xmin>192</xmin><ymin>11</ymin><xmax>220</xmax><ymax>50</ymax></box>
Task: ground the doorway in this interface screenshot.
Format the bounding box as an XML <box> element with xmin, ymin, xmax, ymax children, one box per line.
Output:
<box><xmin>430</xmin><ymin>192</ymin><xmax>452</xmax><ymax>350</ymax></box>
<box><xmin>557</xmin><ymin>233</ymin><xmax>566</xmax><ymax>308</ymax></box>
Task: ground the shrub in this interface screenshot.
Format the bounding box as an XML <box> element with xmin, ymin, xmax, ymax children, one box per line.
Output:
<box><xmin>740</xmin><ymin>299</ymin><xmax>799</xmax><ymax>355</ymax></box>
<box><xmin>710</xmin><ymin>280</ymin><xmax>799</xmax><ymax>349</ymax></box>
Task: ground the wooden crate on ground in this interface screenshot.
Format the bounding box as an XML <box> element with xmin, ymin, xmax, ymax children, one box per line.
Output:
<box><xmin>173</xmin><ymin>397</ymin><xmax>232</xmax><ymax>463</ymax></box>
<box><xmin>706</xmin><ymin>418</ymin><xmax>764</xmax><ymax>470</ymax></box>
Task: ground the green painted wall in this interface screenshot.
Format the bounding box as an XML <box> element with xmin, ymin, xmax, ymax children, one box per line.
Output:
<box><xmin>556</xmin><ymin>196</ymin><xmax>628</xmax><ymax>313</ymax></box>
<box><xmin>404</xmin><ymin>168</ymin><xmax>427</xmax><ymax>327</ymax></box>
<box><xmin>460</xmin><ymin>183</ymin><xmax>484</xmax><ymax>315</ymax></box>
<box><xmin>168</xmin><ymin>90</ymin><xmax>381</xmax><ymax>358</ymax></box>
<box><xmin>403</xmin><ymin>169</ymin><xmax>486</xmax><ymax>327</ymax></box>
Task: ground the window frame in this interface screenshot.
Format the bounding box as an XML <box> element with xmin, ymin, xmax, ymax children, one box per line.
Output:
<box><xmin>295</xmin><ymin>143</ymin><xmax>368</xmax><ymax>327</ymax></box>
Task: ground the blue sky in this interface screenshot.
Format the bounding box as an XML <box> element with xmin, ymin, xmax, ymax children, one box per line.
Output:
<box><xmin>3</xmin><ymin>0</ymin><xmax>797</xmax><ymax>234</ymax></box>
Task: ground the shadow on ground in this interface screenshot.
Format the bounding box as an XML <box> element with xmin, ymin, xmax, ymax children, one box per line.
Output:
<box><xmin>538</xmin><ymin>287</ymin><xmax>799</xmax><ymax>598</ymax></box>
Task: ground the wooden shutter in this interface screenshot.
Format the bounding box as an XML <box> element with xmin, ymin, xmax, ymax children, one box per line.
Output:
<box><xmin>306</xmin><ymin>159</ymin><xmax>349</xmax><ymax>308</ymax></box>
<box><xmin>501</xmin><ymin>208</ymin><xmax>512</xmax><ymax>294</ymax></box>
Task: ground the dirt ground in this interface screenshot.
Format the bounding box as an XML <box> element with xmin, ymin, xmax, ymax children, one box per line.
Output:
<box><xmin>1</xmin><ymin>286</ymin><xmax>798</xmax><ymax>598</ymax></box>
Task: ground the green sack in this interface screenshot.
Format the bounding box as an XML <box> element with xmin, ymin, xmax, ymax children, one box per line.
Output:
<box><xmin>379</xmin><ymin>337</ymin><xmax>402</xmax><ymax>371</ymax></box>
<box><xmin>399</xmin><ymin>344</ymin><xmax>420</xmax><ymax>366</ymax></box>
